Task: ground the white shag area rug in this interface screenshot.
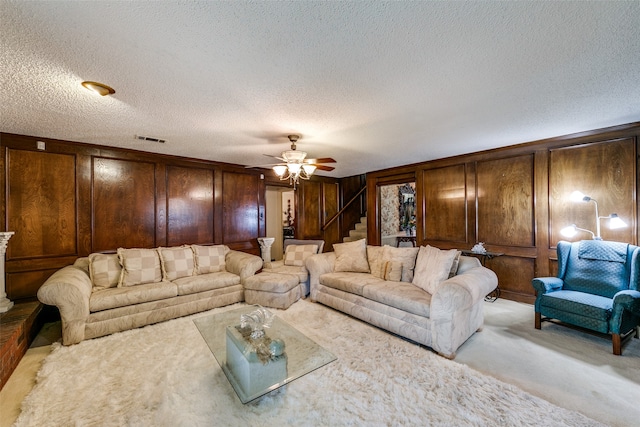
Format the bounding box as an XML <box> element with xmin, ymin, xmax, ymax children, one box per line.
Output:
<box><xmin>14</xmin><ymin>300</ymin><xmax>603</xmax><ymax>427</ymax></box>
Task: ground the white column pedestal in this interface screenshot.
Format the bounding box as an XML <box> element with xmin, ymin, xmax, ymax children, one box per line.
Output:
<box><xmin>0</xmin><ymin>232</ymin><xmax>15</xmax><ymax>313</ymax></box>
<box><xmin>257</xmin><ymin>237</ymin><xmax>276</xmax><ymax>264</ymax></box>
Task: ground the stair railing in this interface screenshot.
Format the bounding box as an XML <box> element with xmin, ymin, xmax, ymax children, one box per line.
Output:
<box><xmin>321</xmin><ymin>185</ymin><xmax>366</xmax><ymax>231</ymax></box>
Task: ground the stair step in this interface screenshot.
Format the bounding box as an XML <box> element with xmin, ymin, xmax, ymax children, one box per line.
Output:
<box><xmin>355</xmin><ymin>222</ymin><xmax>367</xmax><ymax>231</ymax></box>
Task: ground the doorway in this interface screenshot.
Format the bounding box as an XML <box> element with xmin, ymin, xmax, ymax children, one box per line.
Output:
<box><xmin>265</xmin><ymin>186</ymin><xmax>295</xmax><ymax>261</ymax></box>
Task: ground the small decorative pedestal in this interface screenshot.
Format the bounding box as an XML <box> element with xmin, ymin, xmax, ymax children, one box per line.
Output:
<box><xmin>0</xmin><ymin>232</ymin><xmax>15</xmax><ymax>313</ymax></box>
<box><xmin>257</xmin><ymin>237</ymin><xmax>276</xmax><ymax>264</ymax></box>
<box><xmin>225</xmin><ymin>325</ymin><xmax>287</xmax><ymax>396</ymax></box>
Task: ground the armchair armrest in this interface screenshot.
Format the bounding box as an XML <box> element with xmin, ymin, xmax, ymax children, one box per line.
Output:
<box><xmin>611</xmin><ymin>290</ymin><xmax>640</xmax><ymax>334</ymax></box>
<box><xmin>305</xmin><ymin>252</ymin><xmax>336</xmax><ymax>301</ymax></box>
<box><xmin>225</xmin><ymin>250</ymin><xmax>263</xmax><ymax>281</ymax></box>
<box><xmin>532</xmin><ymin>277</ymin><xmax>563</xmax><ymax>294</ymax></box>
<box><xmin>37</xmin><ymin>265</ymin><xmax>93</xmax><ymax>345</ymax></box>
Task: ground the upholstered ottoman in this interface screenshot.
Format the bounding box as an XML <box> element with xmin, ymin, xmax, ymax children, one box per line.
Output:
<box><xmin>244</xmin><ymin>272</ymin><xmax>301</xmax><ymax>309</ymax></box>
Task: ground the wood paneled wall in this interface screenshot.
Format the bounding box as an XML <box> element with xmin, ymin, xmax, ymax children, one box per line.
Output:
<box><xmin>367</xmin><ymin>122</ymin><xmax>640</xmax><ymax>303</ymax></box>
<box><xmin>1</xmin><ymin>133</ymin><xmax>266</xmax><ymax>300</ymax></box>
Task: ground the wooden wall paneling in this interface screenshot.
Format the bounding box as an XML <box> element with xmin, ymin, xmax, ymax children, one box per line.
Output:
<box><xmin>422</xmin><ymin>164</ymin><xmax>467</xmax><ymax>244</ymax></box>
<box><xmin>166</xmin><ymin>166</ymin><xmax>214</xmax><ymax>246</ymax></box>
<box><xmin>7</xmin><ymin>149</ymin><xmax>77</xmax><ymax>259</ymax></box>
<box><xmin>548</xmin><ymin>138</ymin><xmax>636</xmax><ymax>246</ymax></box>
<box><xmin>6</xmin><ymin>269</ymin><xmax>59</xmax><ymax>300</ymax></box>
<box><xmin>322</xmin><ymin>181</ymin><xmax>340</xmax><ymax>252</ymax></box>
<box><xmin>155</xmin><ymin>164</ymin><xmax>167</xmax><ymax>248</ymax></box>
<box><xmin>92</xmin><ymin>157</ymin><xmax>156</xmax><ymax>252</ymax></box>
<box><xmin>488</xmin><ymin>256</ymin><xmax>536</xmax><ymax>303</ymax></box>
<box><xmin>299</xmin><ymin>180</ymin><xmax>322</xmax><ymax>238</ymax></box>
<box><xmin>76</xmin><ymin>154</ymin><xmax>93</xmax><ymax>256</ymax></box>
<box><xmin>221</xmin><ymin>171</ymin><xmax>260</xmax><ymax>244</ymax></box>
<box><xmin>476</xmin><ymin>154</ymin><xmax>535</xmax><ymax>248</ymax></box>
<box><xmin>533</xmin><ymin>149</ymin><xmax>551</xmax><ymax>278</ymax></box>
<box><xmin>465</xmin><ymin>162</ymin><xmax>477</xmax><ymax>248</ymax></box>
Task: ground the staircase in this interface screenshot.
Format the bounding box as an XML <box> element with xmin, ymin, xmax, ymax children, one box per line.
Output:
<box><xmin>343</xmin><ymin>216</ymin><xmax>367</xmax><ymax>243</ymax></box>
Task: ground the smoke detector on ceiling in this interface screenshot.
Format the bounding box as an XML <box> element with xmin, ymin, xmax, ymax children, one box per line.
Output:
<box><xmin>135</xmin><ymin>135</ymin><xmax>166</xmax><ymax>143</ymax></box>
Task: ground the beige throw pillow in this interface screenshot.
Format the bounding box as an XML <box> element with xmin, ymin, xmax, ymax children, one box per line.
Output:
<box><xmin>117</xmin><ymin>248</ymin><xmax>163</xmax><ymax>287</ymax></box>
<box><xmin>367</xmin><ymin>245</ymin><xmax>385</xmax><ymax>279</ymax></box>
<box><xmin>192</xmin><ymin>244</ymin><xmax>228</xmax><ymax>274</ymax></box>
<box><xmin>88</xmin><ymin>253</ymin><xmax>121</xmax><ymax>290</ymax></box>
<box><xmin>382</xmin><ymin>260</ymin><xmax>403</xmax><ymax>282</ymax></box>
<box><xmin>284</xmin><ymin>244</ymin><xmax>318</xmax><ymax>266</ymax></box>
<box><xmin>412</xmin><ymin>245</ymin><xmax>459</xmax><ymax>294</ymax></box>
<box><xmin>334</xmin><ymin>239</ymin><xmax>370</xmax><ymax>273</ymax></box>
<box><xmin>448</xmin><ymin>250</ymin><xmax>462</xmax><ymax>278</ymax></box>
<box><xmin>381</xmin><ymin>245</ymin><xmax>419</xmax><ymax>282</ymax></box>
<box><xmin>158</xmin><ymin>246</ymin><xmax>195</xmax><ymax>281</ymax></box>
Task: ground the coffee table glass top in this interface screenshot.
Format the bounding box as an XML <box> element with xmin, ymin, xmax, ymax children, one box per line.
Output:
<box><xmin>193</xmin><ymin>305</ymin><xmax>336</xmax><ymax>403</ymax></box>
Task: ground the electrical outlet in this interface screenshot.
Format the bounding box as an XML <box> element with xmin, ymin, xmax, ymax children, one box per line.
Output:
<box><xmin>37</xmin><ymin>141</ymin><xmax>46</xmax><ymax>150</ymax></box>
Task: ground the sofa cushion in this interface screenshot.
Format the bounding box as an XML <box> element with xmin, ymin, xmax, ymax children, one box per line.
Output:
<box><xmin>382</xmin><ymin>245</ymin><xmax>419</xmax><ymax>283</ymax></box>
<box><xmin>284</xmin><ymin>244</ymin><xmax>318</xmax><ymax>266</ymax></box>
<box><xmin>334</xmin><ymin>239</ymin><xmax>370</xmax><ymax>273</ymax></box>
<box><xmin>363</xmin><ymin>281</ymin><xmax>432</xmax><ymax>318</ymax></box>
<box><xmin>117</xmin><ymin>248</ymin><xmax>163</xmax><ymax>287</ymax></box>
<box><xmin>264</xmin><ymin>263</ymin><xmax>308</xmax><ymax>283</ymax></box>
<box><xmin>192</xmin><ymin>244</ymin><xmax>227</xmax><ymax>274</ymax></box>
<box><xmin>244</xmin><ymin>272</ymin><xmax>299</xmax><ymax>293</ymax></box>
<box><xmin>540</xmin><ymin>290</ymin><xmax>613</xmax><ymax>321</ymax></box>
<box><xmin>90</xmin><ymin>280</ymin><xmax>177</xmax><ymax>312</ymax></box>
<box><xmin>448</xmin><ymin>251</ymin><xmax>462</xmax><ymax>278</ymax></box>
<box><xmin>88</xmin><ymin>253</ymin><xmax>121</xmax><ymax>290</ymax></box>
<box><xmin>172</xmin><ymin>271</ymin><xmax>240</xmax><ymax>296</ymax></box>
<box><xmin>319</xmin><ymin>272</ymin><xmax>385</xmax><ymax>296</ymax></box>
<box><xmin>158</xmin><ymin>246</ymin><xmax>195</xmax><ymax>281</ymax></box>
<box><xmin>412</xmin><ymin>245</ymin><xmax>458</xmax><ymax>294</ymax></box>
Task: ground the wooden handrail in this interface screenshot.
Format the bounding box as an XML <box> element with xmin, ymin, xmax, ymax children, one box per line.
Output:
<box><xmin>322</xmin><ymin>185</ymin><xmax>366</xmax><ymax>231</ymax></box>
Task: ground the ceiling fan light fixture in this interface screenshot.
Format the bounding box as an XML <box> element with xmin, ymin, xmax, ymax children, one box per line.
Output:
<box><xmin>273</xmin><ymin>165</ymin><xmax>288</xmax><ymax>177</ymax></box>
<box><xmin>302</xmin><ymin>164</ymin><xmax>317</xmax><ymax>176</ymax></box>
<box><xmin>81</xmin><ymin>81</ymin><xmax>115</xmax><ymax>96</ymax></box>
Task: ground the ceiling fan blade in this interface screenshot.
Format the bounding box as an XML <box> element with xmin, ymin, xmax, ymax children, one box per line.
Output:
<box><xmin>244</xmin><ymin>162</ymin><xmax>285</xmax><ymax>168</ymax></box>
<box><xmin>305</xmin><ymin>157</ymin><xmax>336</xmax><ymax>164</ymax></box>
<box><xmin>263</xmin><ymin>154</ymin><xmax>286</xmax><ymax>161</ymax></box>
<box><xmin>312</xmin><ymin>164</ymin><xmax>335</xmax><ymax>171</ymax></box>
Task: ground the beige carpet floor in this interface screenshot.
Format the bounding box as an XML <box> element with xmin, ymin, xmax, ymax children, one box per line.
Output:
<box><xmin>2</xmin><ymin>298</ymin><xmax>638</xmax><ymax>426</ymax></box>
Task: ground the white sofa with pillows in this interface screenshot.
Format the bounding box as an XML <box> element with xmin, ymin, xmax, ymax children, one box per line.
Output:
<box><xmin>38</xmin><ymin>244</ymin><xmax>263</xmax><ymax>345</ymax></box>
<box><xmin>306</xmin><ymin>239</ymin><xmax>498</xmax><ymax>358</ymax></box>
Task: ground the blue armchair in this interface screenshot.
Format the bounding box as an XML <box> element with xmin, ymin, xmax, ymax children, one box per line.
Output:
<box><xmin>532</xmin><ymin>240</ymin><xmax>640</xmax><ymax>355</ymax></box>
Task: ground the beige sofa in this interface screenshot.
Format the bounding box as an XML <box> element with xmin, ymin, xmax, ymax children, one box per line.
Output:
<box><xmin>306</xmin><ymin>240</ymin><xmax>498</xmax><ymax>359</ymax></box>
<box><xmin>38</xmin><ymin>244</ymin><xmax>263</xmax><ymax>345</ymax></box>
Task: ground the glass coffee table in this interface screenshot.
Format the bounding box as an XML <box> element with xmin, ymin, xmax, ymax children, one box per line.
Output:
<box><xmin>193</xmin><ymin>306</ymin><xmax>336</xmax><ymax>403</ymax></box>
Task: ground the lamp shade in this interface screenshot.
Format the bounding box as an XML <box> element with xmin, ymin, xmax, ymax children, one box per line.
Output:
<box><xmin>608</xmin><ymin>214</ymin><xmax>627</xmax><ymax>229</ymax></box>
<box><xmin>561</xmin><ymin>224</ymin><xmax>578</xmax><ymax>238</ymax></box>
<box><xmin>287</xmin><ymin>163</ymin><xmax>302</xmax><ymax>174</ymax></box>
<box><xmin>302</xmin><ymin>164</ymin><xmax>316</xmax><ymax>176</ymax></box>
<box><xmin>273</xmin><ymin>165</ymin><xmax>287</xmax><ymax>177</ymax></box>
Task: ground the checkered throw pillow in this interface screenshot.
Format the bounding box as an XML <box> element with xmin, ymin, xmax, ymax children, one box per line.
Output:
<box><xmin>117</xmin><ymin>248</ymin><xmax>163</xmax><ymax>287</ymax></box>
<box><xmin>192</xmin><ymin>244</ymin><xmax>228</xmax><ymax>274</ymax></box>
<box><xmin>284</xmin><ymin>244</ymin><xmax>318</xmax><ymax>266</ymax></box>
<box><xmin>88</xmin><ymin>253</ymin><xmax>121</xmax><ymax>290</ymax></box>
<box><xmin>158</xmin><ymin>246</ymin><xmax>195</xmax><ymax>281</ymax></box>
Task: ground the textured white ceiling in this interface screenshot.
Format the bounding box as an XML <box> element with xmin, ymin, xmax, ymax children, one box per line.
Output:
<box><xmin>2</xmin><ymin>1</ymin><xmax>639</xmax><ymax>177</ymax></box>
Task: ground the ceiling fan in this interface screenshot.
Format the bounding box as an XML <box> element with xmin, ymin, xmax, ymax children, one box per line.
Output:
<box><xmin>247</xmin><ymin>134</ymin><xmax>336</xmax><ymax>187</ymax></box>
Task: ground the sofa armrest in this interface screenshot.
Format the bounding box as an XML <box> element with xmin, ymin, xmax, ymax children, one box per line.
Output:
<box><xmin>432</xmin><ymin>266</ymin><xmax>498</xmax><ymax>312</ymax></box>
<box><xmin>532</xmin><ymin>277</ymin><xmax>563</xmax><ymax>294</ymax></box>
<box><xmin>37</xmin><ymin>265</ymin><xmax>93</xmax><ymax>345</ymax></box>
<box><xmin>305</xmin><ymin>252</ymin><xmax>336</xmax><ymax>301</ymax></box>
<box><xmin>225</xmin><ymin>250</ymin><xmax>263</xmax><ymax>281</ymax></box>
